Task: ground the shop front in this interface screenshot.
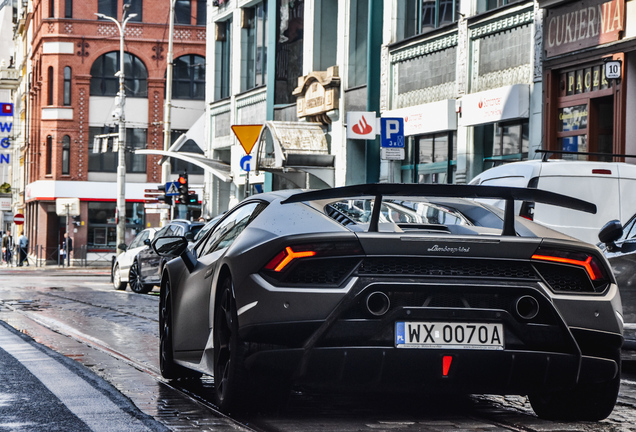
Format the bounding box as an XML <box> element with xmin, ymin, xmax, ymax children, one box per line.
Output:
<box><xmin>459</xmin><ymin>84</ymin><xmax>531</xmax><ymax>178</ymax></box>
<box><xmin>541</xmin><ymin>0</ymin><xmax>634</xmax><ymax>160</ymax></box>
<box><xmin>383</xmin><ymin>100</ymin><xmax>458</xmax><ymax>184</ymax></box>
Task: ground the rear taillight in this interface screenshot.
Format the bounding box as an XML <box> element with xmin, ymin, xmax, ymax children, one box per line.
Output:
<box><xmin>264</xmin><ymin>241</ymin><xmax>363</xmax><ymax>273</ymax></box>
<box><xmin>532</xmin><ymin>248</ymin><xmax>608</xmax><ymax>283</ymax></box>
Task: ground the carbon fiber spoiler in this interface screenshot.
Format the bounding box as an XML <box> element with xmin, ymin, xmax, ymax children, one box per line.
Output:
<box><xmin>281</xmin><ymin>183</ymin><xmax>596</xmax><ymax>236</ymax></box>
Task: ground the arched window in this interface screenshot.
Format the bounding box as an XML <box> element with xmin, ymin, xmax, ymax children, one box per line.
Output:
<box><xmin>47</xmin><ymin>66</ymin><xmax>54</xmax><ymax>105</ymax></box>
<box><xmin>62</xmin><ymin>135</ymin><xmax>71</xmax><ymax>175</ymax></box>
<box><xmin>90</xmin><ymin>51</ymin><xmax>148</xmax><ymax>97</ymax></box>
<box><xmin>46</xmin><ymin>135</ymin><xmax>53</xmax><ymax>175</ymax></box>
<box><xmin>63</xmin><ymin>67</ymin><xmax>71</xmax><ymax>106</ymax></box>
<box><xmin>172</xmin><ymin>55</ymin><xmax>205</xmax><ymax>100</ymax></box>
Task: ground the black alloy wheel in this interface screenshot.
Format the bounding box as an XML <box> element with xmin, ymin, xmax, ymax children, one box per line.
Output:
<box><xmin>129</xmin><ymin>260</ymin><xmax>152</xmax><ymax>294</ymax></box>
<box><xmin>529</xmin><ymin>351</ymin><xmax>621</xmax><ymax>421</ymax></box>
<box><xmin>112</xmin><ymin>264</ymin><xmax>127</xmax><ymax>290</ymax></box>
<box><xmin>213</xmin><ymin>277</ymin><xmax>253</xmax><ymax>413</ymax></box>
<box><xmin>159</xmin><ymin>276</ymin><xmax>187</xmax><ymax>379</ymax></box>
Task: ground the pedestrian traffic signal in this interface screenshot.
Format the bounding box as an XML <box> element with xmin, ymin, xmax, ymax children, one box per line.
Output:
<box><xmin>72</xmin><ymin>215</ymin><xmax>82</xmax><ymax>227</ymax></box>
<box><xmin>157</xmin><ymin>184</ymin><xmax>172</xmax><ymax>205</ymax></box>
<box><xmin>178</xmin><ymin>173</ymin><xmax>189</xmax><ymax>203</ymax></box>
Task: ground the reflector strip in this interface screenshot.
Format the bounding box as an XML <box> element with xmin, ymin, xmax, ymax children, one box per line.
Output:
<box><xmin>592</xmin><ymin>169</ymin><xmax>612</xmax><ymax>175</ymax></box>
<box><xmin>532</xmin><ymin>254</ymin><xmax>597</xmax><ymax>281</ymax></box>
<box><xmin>443</xmin><ymin>355</ymin><xmax>452</xmax><ymax>376</ymax></box>
<box><xmin>273</xmin><ymin>247</ymin><xmax>316</xmax><ymax>272</ymax></box>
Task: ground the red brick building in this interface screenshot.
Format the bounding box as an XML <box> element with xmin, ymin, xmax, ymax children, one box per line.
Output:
<box><xmin>24</xmin><ymin>0</ymin><xmax>206</xmax><ymax>263</ymax></box>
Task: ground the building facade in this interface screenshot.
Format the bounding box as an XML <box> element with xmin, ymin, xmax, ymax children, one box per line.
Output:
<box><xmin>15</xmin><ymin>0</ymin><xmax>206</xmax><ymax>263</ymax></box>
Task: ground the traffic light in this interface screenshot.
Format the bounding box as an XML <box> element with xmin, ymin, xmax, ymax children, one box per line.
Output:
<box><xmin>72</xmin><ymin>215</ymin><xmax>81</xmax><ymax>226</ymax></box>
<box><xmin>178</xmin><ymin>173</ymin><xmax>189</xmax><ymax>203</ymax></box>
<box><xmin>157</xmin><ymin>184</ymin><xmax>172</xmax><ymax>205</ymax></box>
<box><xmin>185</xmin><ymin>193</ymin><xmax>199</xmax><ymax>205</ymax></box>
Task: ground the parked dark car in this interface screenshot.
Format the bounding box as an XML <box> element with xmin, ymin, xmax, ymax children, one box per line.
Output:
<box><xmin>598</xmin><ymin>217</ymin><xmax>636</xmax><ymax>348</ymax></box>
<box><xmin>152</xmin><ymin>184</ymin><xmax>622</xmax><ymax>420</ymax></box>
<box><xmin>130</xmin><ymin>219</ymin><xmax>204</xmax><ymax>293</ymax></box>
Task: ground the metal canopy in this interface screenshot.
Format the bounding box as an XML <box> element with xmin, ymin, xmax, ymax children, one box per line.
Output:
<box><xmin>135</xmin><ymin>149</ymin><xmax>232</xmax><ymax>182</ymax></box>
<box><xmin>255</xmin><ymin>121</ymin><xmax>335</xmax><ymax>187</ymax></box>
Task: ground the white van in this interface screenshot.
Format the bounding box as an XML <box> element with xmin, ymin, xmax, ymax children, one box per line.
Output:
<box><xmin>469</xmin><ymin>159</ymin><xmax>636</xmax><ymax>244</ymax></box>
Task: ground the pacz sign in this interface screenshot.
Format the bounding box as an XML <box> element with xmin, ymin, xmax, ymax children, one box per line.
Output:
<box><xmin>0</xmin><ymin>103</ymin><xmax>12</xmax><ymax>165</ymax></box>
<box><xmin>545</xmin><ymin>0</ymin><xmax>624</xmax><ymax>57</ymax></box>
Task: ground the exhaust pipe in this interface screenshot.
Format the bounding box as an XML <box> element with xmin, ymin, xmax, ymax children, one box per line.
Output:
<box><xmin>516</xmin><ymin>295</ymin><xmax>539</xmax><ymax>320</ymax></box>
<box><xmin>366</xmin><ymin>291</ymin><xmax>390</xmax><ymax>316</ymax></box>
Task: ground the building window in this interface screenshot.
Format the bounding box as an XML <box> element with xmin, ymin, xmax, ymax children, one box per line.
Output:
<box><xmin>65</xmin><ymin>0</ymin><xmax>72</xmax><ymax>18</ymax></box>
<box><xmin>62</xmin><ymin>135</ymin><xmax>70</xmax><ymax>175</ymax></box>
<box><xmin>47</xmin><ymin>66</ymin><xmax>54</xmax><ymax>105</ymax></box>
<box><xmin>46</xmin><ymin>135</ymin><xmax>53</xmax><ymax>175</ymax></box>
<box><xmin>242</xmin><ymin>1</ymin><xmax>267</xmax><ymax>92</ymax></box>
<box><xmin>401</xmin><ymin>0</ymin><xmax>459</xmax><ymax>39</ymax></box>
<box><xmin>128</xmin><ymin>0</ymin><xmax>142</xmax><ymax>21</ymax></box>
<box><xmin>476</xmin><ymin>0</ymin><xmax>518</xmax><ymax>13</ymax></box>
<box><xmin>49</xmin><ymin>0</ymin><xmax>54</xmax><ymax>18</ymax></box>
<box><xmin>88</xmin><ymin>127</ymin><xmax>147</xmax><ymax>173</ymax></box>
<box><xmin>90</xmin><ymin>51</ymin><xmax>148</xmax><ymax>97</ymax></box>
<box><xmin>175</xmin><ymin>0</ymin><xmax>191</xmax><ymax>24</ymax></box>
<box><xmin>477</xmin><ymin>120</ymin><xmax>529</xmax><ymax>170</ymax></box>
<box><xmin>63</xmin><ymin>66</ymin><xmax>71</xmax><ymax>105</ymax></box>
<box><xmin>170</xmin><ymin>130</ymin><xmax>204</xmax><ymax>175</ymax></box>
<box><xmin>196</xmin><ymin>0</ymin><xmax>206</xmax><ymax>25</ymax></box>
<box><xmin>172</xmin><ymin>54</ymin><xmax>205</xmax><ymax>100</ymax></box>
<box><xmin>348</xmin><ymin>0</ymin><xmax>368</xmax><ymax>88</ymax></box>
<box><xmin>98</xmin><ymin>0</ymin><xmax>117</xmax><ymax>18</ymax></box>
<box><xmin>215</xmin><ymin>19</ymin><xmax>232</xmax><ymax>100</ymax></box>
<box><xmin>403</xmin><ymin>132</ymin><xmax>457</xmax><ymax>184</ymax></box>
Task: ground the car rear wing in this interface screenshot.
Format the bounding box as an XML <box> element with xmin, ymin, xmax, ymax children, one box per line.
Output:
<box><xmin>281</xmin><ymin>183</ymin><xmax>596</xmax><ymax>236</ymax></box>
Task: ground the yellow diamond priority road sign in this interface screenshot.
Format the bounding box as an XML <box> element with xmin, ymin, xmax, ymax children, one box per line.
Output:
<box><xmin>231</xmin><ymin>124</ymin><xmax>263</xmax><ymax>155</ymax></box>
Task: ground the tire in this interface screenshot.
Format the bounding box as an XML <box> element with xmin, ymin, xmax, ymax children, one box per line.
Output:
<box><xmin>159</xmin><ymin>275</ymin><xmax>197</xmax><ymax>380</ymax></box>
<box><xmin>529</xmin><ymin>356</ymin><xmax>621</xmax><ymax>421</ymax></box>
<box><xmin>129</xmin><ymin>260</ymin><xmax>152</xmax><ymax>294</ymax></box>
<box><xmin>213</xmin><ymin>277</ymin><xmax>254</xmax><ymax>414</ymax></box>
<box><xmin>112</xmin><ymin>264</ymin><xmax>127</xmax><ymax>290</ymax></box>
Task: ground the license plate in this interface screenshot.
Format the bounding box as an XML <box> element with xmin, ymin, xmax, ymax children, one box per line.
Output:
<box><xmin>395</xmin><ymin>322</ymin><xmax>504</xmax><ymax>350</ymax></box>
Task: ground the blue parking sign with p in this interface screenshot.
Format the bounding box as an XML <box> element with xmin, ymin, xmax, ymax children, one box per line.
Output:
<box><xmin>381</xmin><ymin>118</ymin><xmax>405</xmax><ymax>148</ymax></box>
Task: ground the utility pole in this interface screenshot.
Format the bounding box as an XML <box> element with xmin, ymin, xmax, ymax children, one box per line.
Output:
<box><xmin>95</xmin><ymin>4</ymin><xmax>138</xmax><ymax>254</ymax></box>
<box><xmin>161</xmin><ymin>0</ymin><xmax>176</xmax><ymax>227</ymax></box>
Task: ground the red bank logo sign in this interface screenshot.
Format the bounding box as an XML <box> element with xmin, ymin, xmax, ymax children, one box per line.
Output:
<box><xmin>347</xmin><ymin>112</ymin><xmax>377</xmax><ymax>139</ymax></box>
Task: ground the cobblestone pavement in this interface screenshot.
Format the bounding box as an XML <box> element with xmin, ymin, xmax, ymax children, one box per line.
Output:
<box><xmin>2</xmin><ymin>268</ymin><xmax>636</xmax><ymax>431</ymax></box>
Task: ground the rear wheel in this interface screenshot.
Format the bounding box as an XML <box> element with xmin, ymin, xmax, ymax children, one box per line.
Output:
<box><xmin>529</xmin><ymin>357</ymin><xmax>620</xmax><ymax>421</ymax></box>
<box><xmin>129</xmin><ymin>260</ymin><xmax>152</xmax><ymax>294</ymax></box>
<box><xmin>159</xmin><ymin>276</ymin><xmax>197</xmax><ymax>379</ymax></box>
<box><xmin>213</xmin><ymin>276</ymin><xmax>254</xmax><ymax>413</ymax></box>
<box><xmin>112</xmin><ymin>264</ymin><xmax>127</xmax><ymax>290</ymax></box>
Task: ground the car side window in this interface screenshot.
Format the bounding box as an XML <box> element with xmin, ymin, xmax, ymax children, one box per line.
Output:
<box><xmin>155</xmin><ymin>226</ymin><xmax>170</xmax><ymax>238</ymax></box>
<box><xmin>620</xmin><ymin>216</ymin><xmax>636</xmax><ymax>242</ymax></box>
<box><xmin>129</xmin><ymin>232</ymin><xmax>142</xmax><ymax>249</ymax></box>
<box><xmin>199</xmin><ymin>202</ymin><xmax>264</xmax><ymax>257</ymax></box>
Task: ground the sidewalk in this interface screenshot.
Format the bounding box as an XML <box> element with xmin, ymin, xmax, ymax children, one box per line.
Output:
<box><xmin>0</xmin><ymin>320</ymin><xmax>169</xmax><ymax>432</ymax></box>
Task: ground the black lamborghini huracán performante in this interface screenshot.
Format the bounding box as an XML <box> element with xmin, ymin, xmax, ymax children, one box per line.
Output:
<box><xmin>152</xmin><ymin>184</ymin><xmax>623</xmax><ymax>420</ymax></box>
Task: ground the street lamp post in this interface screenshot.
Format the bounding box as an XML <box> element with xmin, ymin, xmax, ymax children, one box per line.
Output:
<box><xmin>95</xmin><ymin>5</ymin><xmax>137</xmax><ymax>255</ymax></box>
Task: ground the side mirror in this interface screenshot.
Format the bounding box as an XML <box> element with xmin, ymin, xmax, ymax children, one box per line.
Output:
<box><xmin>117</xmin><ymin>243</ymin><xmax>127</xmax><ymax>252</ymax></box>
<box><xmin>185</xmin><ymin>231</ymin><xmax>194</xmax><ymax>241</ymax></box>
<box><xmin>144</xmin><ymin>239</ymin><xmax>151</xmax><ymax>246</ymax></box>
<box><xmin>599</xmin><ymin>219</ymin><xmax>623</xmax><ymax>251</ymax></box>
<box><xmin>152</xmin><ymin>236</ymin><xmax>189</xmax><ymax>258</ymax></box>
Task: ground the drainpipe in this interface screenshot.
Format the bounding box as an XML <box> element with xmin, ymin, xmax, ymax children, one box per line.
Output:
<box><xmin>366</xmin><ymin>0</ymin><xmax>383</xmax><ymax>184</ymax></box>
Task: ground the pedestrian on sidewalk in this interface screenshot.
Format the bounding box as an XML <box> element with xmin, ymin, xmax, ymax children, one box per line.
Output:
<box><xmin>2</xmin><ymin>231</ymin><xmax>14</xmax><ymax>266</ymax></box>
<box><xmin>17</xmin><ymin>231</ymin><xmax>28</xmax><ymax>266</ymax></box>
<box><xmin>61</xmin><ymin>233</ymin><xmax>73</xmax><ymax>267</ymax></box>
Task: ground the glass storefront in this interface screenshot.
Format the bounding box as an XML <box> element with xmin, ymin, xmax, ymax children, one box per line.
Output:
<box><xmin>87</xmin><ymin>202</ymin><xmax>145</xmax><ymax>249</ymax></box>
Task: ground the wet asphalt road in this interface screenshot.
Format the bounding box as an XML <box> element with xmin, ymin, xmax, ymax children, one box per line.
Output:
<box><xmin>2</xmin><ymin>266</ymin><xmax>636</xmax><ymax>431</ymax></box>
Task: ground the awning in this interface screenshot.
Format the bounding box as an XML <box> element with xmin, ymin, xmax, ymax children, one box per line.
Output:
<box><xmin>255</xmin><ymin>121</ymin><xmax>335</xmax><ymax>187</ymax></box>
<box><xmin>135</xmin><ymin>149</ymin><xmax>232</xmax><ymax>182</ymax></box>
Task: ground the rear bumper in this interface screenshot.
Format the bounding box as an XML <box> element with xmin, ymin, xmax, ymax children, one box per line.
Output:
<box><xmin>245</xmin><ymin>347</ymin><xmax>618</xmax><ymax>395</ymax></box>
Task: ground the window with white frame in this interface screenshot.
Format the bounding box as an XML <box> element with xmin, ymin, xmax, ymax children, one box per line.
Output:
<box><xmin>242</xmin><ymin>1</ymin><xmax>267</xmax><ymax>92</ymax></box>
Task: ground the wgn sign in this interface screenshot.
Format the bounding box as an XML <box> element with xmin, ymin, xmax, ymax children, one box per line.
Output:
<box><xmin>0</xmin><ymin>102</ymin><xmax>13</xmax><ymax>165</ymax></box>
